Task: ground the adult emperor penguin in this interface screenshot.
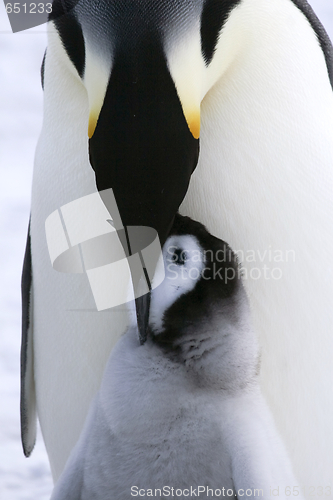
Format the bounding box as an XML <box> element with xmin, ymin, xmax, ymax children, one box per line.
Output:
<box><xmin>50</xmin><ymin>214</ymin><xmax>304</xmax><ymax>500</ymax></box>
<box><xmin>21</xmin><ymin>0</ymin><xmax>333</xmax><ymax>494</ymax></box>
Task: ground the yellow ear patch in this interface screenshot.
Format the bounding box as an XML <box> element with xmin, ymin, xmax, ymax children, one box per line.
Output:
<box><xmin>84</xmin><ymin>43</ymin><xmax>111</xmax><ymax>140</ymax></box>
<box><xmin>164</xmin><ymin>26</ymin><xmax>204</xmax><ymax>140</ymax></box>
<box><xmin>186</xmin><ymin>110</ymin><xmax>201</xmax><ymax>140</ymax></box>
<box><xmin>88</xmin><ymin>111</ymin><xmax>99</xmax><ymax>139</ymax></box>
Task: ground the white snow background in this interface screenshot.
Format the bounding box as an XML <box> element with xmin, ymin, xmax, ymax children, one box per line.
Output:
<box><xmin>0</xmin><ymin>2</ymin><xmax>332</xmax><ymax>499</ymax></box>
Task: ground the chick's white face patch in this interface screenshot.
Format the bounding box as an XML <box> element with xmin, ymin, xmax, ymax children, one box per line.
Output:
<box><xmin>149</xmin><ymin>235</ymin><xmax>205</xmax><ymax>333</ymax></box>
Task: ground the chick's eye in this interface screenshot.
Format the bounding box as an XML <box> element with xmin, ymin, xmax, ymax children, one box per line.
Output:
<box><xmin>172</xmin><ymin>248</ymin><xmax>187</xmax><ymax>265</ymax></box>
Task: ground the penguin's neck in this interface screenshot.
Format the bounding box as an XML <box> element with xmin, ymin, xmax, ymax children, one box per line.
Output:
<box><xmin>150</xmin><ymin>306</ymin><xmax>259</xmax><ymax>393</ymax></box>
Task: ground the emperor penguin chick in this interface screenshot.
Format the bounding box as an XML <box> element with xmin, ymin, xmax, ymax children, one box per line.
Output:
<box><xmin>51</xmin><ymin>214</ymin><xmax>302</xmax><ymax>500</ymax></box>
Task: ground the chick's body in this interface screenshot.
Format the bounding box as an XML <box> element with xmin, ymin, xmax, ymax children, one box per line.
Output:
<box><xmin>51</xmin><ymin>215</ymin><xmax>301</xmax><ymax>500</ymax></box>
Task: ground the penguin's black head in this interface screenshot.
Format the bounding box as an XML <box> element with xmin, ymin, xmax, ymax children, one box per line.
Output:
<box><xmin>149</xmin><ymin>214</ymin><xmax>241</xmax><ymax>343</ymax></box>
<box><xmin>148</xmin><ymin>214</ymin><xmax>258</xmax><ymax>389</ymax></box>
<box><xmin>49</xmin><ymin>0</ymin><xmax>245</xmax><ymax>341</ymax></box>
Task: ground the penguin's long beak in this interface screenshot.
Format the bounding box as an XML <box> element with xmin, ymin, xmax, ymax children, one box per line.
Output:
<box><xmin>135</xmin><ymin>293</ymin><xmax>151</xmax><ymax>345</ymax></box>
<box><xmin>88</xmin><ymin>35</ymin><xmax>200</xmax><ymax>340</ymax></box>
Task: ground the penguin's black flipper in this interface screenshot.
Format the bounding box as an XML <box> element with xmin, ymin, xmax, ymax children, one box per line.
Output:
<box><xmin>20</xmin><ymin>221</ymin><xmax>37</xmax><ymax>456</ymax></box>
